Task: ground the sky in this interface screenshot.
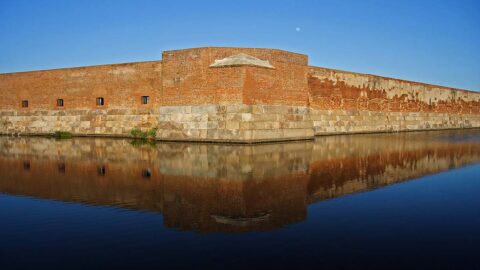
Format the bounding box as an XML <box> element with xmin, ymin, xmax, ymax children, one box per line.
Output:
<box><xmin>0</xmin><ymin>0</ymin><xmax>479</xmax><ymax>91</ymax></box>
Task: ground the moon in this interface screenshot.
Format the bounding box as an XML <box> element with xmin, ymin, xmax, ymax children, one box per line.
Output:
<box><xmin>295</xmin><ymin>27</ymin><xmax>301</xmax><ymax>32</ymax></box>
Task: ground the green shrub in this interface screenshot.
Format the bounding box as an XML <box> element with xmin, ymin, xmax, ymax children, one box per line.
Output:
<box><xmin>53</xmin><ymin>131</ymin><xmax>73</xmax><ymax>139</ymax></box>
<box><xmin>130</xmin><ymin>139</ymin><xmax>156</xmax><ymax>147</ymax></box>
<box><xmin>130</xmin><ymin>128</ymin><xmax>147</xmax><ymax>139</ymax></box>
<box><xmin>130</xmin><ymin>128</ymin><xmax>157</xmax><ymax>140</ymax></box>
<box><xmin>147</xmin><ymin>128</ymin><xmax>157</xmax><ymax>138</ymax></box>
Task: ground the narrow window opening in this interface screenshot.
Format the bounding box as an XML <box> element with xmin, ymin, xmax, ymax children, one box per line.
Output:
<box><xmin>141</xmin><ymin>96</ymin><xmax>150</xmax><ymax>105</ymax></box>
<box><xmin>57</xmin><ymin>99</ymin><xmax>64</xmax><ymax>107</ymax></box>
<box><xmin>23</xmin><ymin>161</ymin><xmax>30</xmax><ymax>170</ymax></box>
<box><xmin>96</xmin><ymin>97</ymin><xmax>104</xmax><ymax>106</ymax></box>
<box><xmin>22</xmin><ymin>100</ymin><xmax>28</xmax><ymax>108</ymax></box>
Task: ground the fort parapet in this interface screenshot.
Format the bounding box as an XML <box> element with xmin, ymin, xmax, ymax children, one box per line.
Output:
<box><xmin>1</xmin><ymin>47</ymin><xmax>479</xmax><ymax>142</ymax></box>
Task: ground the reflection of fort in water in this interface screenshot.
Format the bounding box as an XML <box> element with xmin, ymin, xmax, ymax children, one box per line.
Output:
<box><xmin>1</xmin><ymin>130</ymin><xmax>480</xmax><ymax>233</ymax></box>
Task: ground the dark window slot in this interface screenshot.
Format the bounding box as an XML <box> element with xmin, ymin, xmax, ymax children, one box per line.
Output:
<box><xmin>96</xmin><ymin>97</ymin><xmax>104</xmax><ymax>106</ymax></box>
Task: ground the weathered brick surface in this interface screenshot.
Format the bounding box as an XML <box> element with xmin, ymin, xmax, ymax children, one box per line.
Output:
<box><xmin>308</xmin><ymin>66</ymin><xmax>480</xmax><ymax>114</ymax></box>
<box><xmin>0</xmin><ymin>47</ymin><xmax>479</xmax><ymax>142</ymax></box>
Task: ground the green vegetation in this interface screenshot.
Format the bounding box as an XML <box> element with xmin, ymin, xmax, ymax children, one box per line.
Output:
<box><xmin>53</xmin><ymin>131</ymin><xmax>73</xmax><ymax>139</ymax></box>
<box><xmin>146</xmin><ymin>129</ymin><xmax>157</xmax><ymax>138</ymax></box>
<box><xmin>130</xmin><ymin>128</ymin><xmax>157</xmax><ymax>140</ymax></box>
<box><xmin>130</xmin><ymin>128</ymin><xmax>157</xmax><ymax>148</ymax></box>
<box><xmin>130</xmin><ymin>128</ymin><xmax>147</xmax><ymax>139</ymax></box>
<box><xmin>130</xmin><ymin>139</ymin><xmax>156</xmax><ymax>148</ymax></box>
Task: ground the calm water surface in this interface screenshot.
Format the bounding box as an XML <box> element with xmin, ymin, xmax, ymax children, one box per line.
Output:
<box><xmin>1</xmin><ymin>130</ymin><xmax>480</xmax><ymax>269</ymax></box>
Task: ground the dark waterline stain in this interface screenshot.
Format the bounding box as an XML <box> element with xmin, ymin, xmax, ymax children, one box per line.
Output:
<box><xmin>0</xmin><ymin>129</ymin><xmax>479</xmax><ymax>269</ymax></box>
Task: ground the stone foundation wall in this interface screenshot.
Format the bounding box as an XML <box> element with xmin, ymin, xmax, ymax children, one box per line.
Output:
<box><xmin>157</xmin><ymin>104</ymin><xmax>313</xmax><ymax>142</ymax></box>
<box><xmin>1</xmin><ymin>105</ymin><xmax>479</xmax><ymax>141</ymax></box>
<box><xmin>0</xmin><ymin>104</ymin><xmax>315</xmax><ymax>142</ymax></box>
<box><xmin>0</xmin><ymin>108</ymin><xmax>159</xmax><ymax>136</ymax></box>
<box><xmin>310</xmin><ymin>109</ymin><xmax>480</xmax><ymax>135</ymax></box>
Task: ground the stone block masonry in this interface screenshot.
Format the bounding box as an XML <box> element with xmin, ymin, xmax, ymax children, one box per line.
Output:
<box><xmin>1</xmin><ymin>47</ymin><xmax>479</xmax><ymax>142</ymax></box>
<box><xmin>157</xmin><ymin>104</ymin><xmax>313</xmax><ymax>142</ymax></box>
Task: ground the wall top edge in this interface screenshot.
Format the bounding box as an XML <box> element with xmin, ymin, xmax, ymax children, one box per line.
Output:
<box><xmin>0</xmin><ymin>60</ymin><xmax>162</xmax><ymax>76</ymax></box>
<box><xmin>1</xmin><ymin>45</ymin><xmax>478</xmax><ymax>95</ymax></box>
<box><xmin>162</xmin><ymin>46</ymin><xmax>309</xmax><ymax>58</ymax></box>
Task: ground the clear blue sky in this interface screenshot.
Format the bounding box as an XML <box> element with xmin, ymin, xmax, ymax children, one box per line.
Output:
<box><xmin>1</xmin><ymin>0</ymin><xmax>479</xmax><ymax>90</ymax></box>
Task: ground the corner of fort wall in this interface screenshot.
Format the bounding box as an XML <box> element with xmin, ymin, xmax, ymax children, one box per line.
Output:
<box><xmin>0</xmin><ymin>47</ymin><xmax>479</xmax><ymax>142</ymax></box>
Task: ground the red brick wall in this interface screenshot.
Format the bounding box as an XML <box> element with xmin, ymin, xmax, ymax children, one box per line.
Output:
<box><xmin>243</xmin><ymin>61</ymin><xmax>308</xmax><ymax>106</ymax></box>
<box><xmin>160</xmin><ymin>47</ymin><xmax>309</xmax><ymax>106</ymax></box>
<box><xmin>308</xmin><ymin>66</ymin><xmax>480</xmax><ymax>114</ymax></box>
<box><xmin>1</xmin><ymin>47</ymin><xmax>479</xmax><ymax>115</ymax></box>
<box><xmin>0</xmin><ymin>61</ymin><xmax>162</xmax><ymax>110</ymax></box>
<box><xmin>160</xmin><ymin>48</ymin><xmax>245</xmax><ymax>105</ymax></box>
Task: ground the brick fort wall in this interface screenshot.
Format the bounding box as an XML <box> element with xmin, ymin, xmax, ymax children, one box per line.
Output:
<box><xmin>0</xmin><ymin>47</ymin><xmax>479</xmax><ymax>142</ymax></box>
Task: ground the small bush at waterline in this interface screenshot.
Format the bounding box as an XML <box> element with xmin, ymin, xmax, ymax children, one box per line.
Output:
<box><xmin>53</xmin><ymin>131</ymin><xmax>73</xmax><ymax>139</ymax></box>
<box><xmin>130</xmin><ymin>128</ymin><xmax>157</xmax><ymax>140</ymax></box>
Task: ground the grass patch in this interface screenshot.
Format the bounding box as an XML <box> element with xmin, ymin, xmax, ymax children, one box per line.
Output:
<box><xmin>130</xmin><ymin>139</ymin><xmax>156</xmax><ymax>148</ymax></box>
<box><xmin>130</xmin><ymin>128</ymin><xmax>157</xmax><ymax>147</ymax></box>
<box><xmin>130</xmin><ymin>128</ymin><xmax>157</xmax><ymax>140</ymax></box>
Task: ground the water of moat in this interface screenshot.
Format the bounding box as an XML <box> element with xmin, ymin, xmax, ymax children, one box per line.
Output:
<box><xmin>0</xmin><ymin>130</ymin><xmax>479</xmax><ymax>269</ymax></box>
